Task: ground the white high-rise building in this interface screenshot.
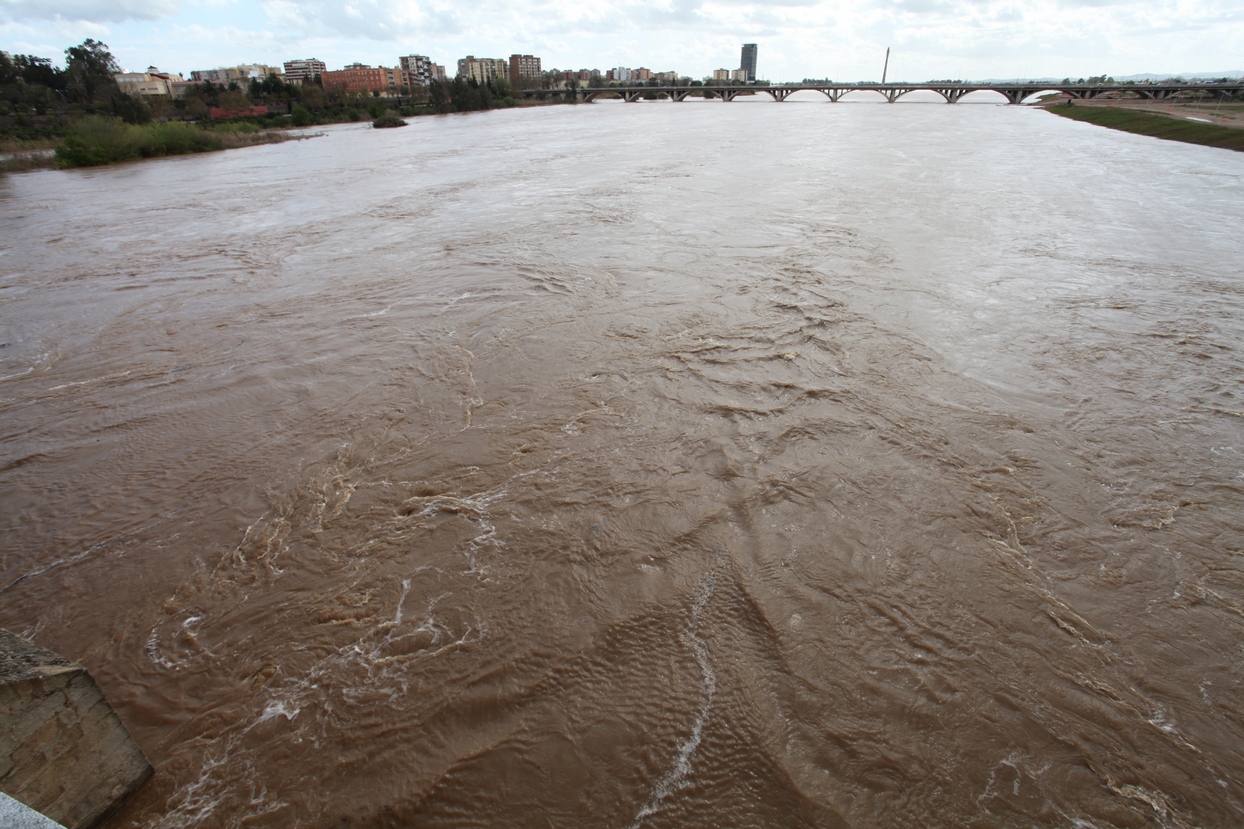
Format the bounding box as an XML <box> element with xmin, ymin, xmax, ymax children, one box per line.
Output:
<box><xmin>400</xmin><ymin>55</ymin><xmax>435</xmax><ymax>87</ymax></box>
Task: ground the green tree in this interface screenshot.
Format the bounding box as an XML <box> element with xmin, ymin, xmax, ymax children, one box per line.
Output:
<box><xmin>301</xmin><ymin>84</ymin><xmax>325</xmax><ymax>110</ymax></box>
<box><xmin>105</xmin><ymin>89</ymin><xmax>152</xmax><ymax>123</ymax></box>
<box><xmin>0</xmin><ymin>52</ymin><xmax>68</xmax><ymax>116</ymax></box>
<box><xmin>63</xmin><ymin>39</ymin><xmax>120</xmax><ymax>104</ymax></box>
<box><xmin>24</xmin><ymin>56</ymin><xmax>65</xmax><ymax>91</ymax></box>
<box><xmin>0</xmin><ymin>52</ymin><xmax>17</xmax><ymax>86</ymax></box>
<box><xmin>183</xmin><ymin>96</ymin><xmax>210</xmax><ymax>119</ymax></box>
<box><xmin>428</xmin><ymin>80</ymin><xmax>449</xmax><ymax>112</ymax></box>
<box><xmin>217</xmin><ymin>89</ymin><xmax>251</xmax><ymax>112</ymax></box>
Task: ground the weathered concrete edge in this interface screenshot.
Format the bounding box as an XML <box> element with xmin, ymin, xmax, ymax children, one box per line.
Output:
<box><xmin>1</xmin><ymin>629</ymin><xmax>153</xmax><ymax>829</ymax></box>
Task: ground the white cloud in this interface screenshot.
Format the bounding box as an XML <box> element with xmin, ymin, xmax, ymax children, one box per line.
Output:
<box><xmin>0</xmin><ymin>0</ymin><xmax>178</xmax><ymax>23</ymax></box>
<box><xmin>4</xmin><ymin>0</ymin><xmax>1241</xmax><ymax>81</ymax></box>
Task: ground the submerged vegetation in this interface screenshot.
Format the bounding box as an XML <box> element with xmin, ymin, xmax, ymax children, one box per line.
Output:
<box><xmin>53</xmin><ymin>116</ymin><xmax>291</xmax><ymax>167</ymax></box>
<box><xmin>372</xmin><ymin>115</ymin><xmax>408</xmax><ymax>128</ymax></box>
<box><xmin>1044</xmin><ymin>102</ymin><xmax>1244</xmax><ymax>152</ymax></box>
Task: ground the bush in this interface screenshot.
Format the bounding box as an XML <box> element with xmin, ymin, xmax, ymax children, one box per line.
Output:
<box><xmin>146</xmin><ymin>120</ymin><xmax>221</xmax><ymax>154</ymax></box>
<box><xmin>368</xmin><ymin>102</ymin><xmax>385</xmax><ymax>119</ymax></box>
<box><xmin>210</xmin><ymin>121</ymin><xmax>261</xmax><ymax>134</ymax></box>
<box><xmin>55</xmin><ymin>115</ymin><xmax>225</xmax><ymax>167</ymax></box>
<box><xmin>56</xmin><ymin>115</ymin><xmax>144</xmax><ymax>166</ymax></box>
<box><xmin>346</xmin><ymin>108</ymin><xmax>361</xmax><ymax>122</ymax></box>
<box><xmin>291</xmin><ymin>104</ymin><xmax>314</xmax><ymax>127</ymax></box>
<box><xmin>372</xmin><ymin>115</ymin><xmax>407</xmax><ymax>128</ymax></box>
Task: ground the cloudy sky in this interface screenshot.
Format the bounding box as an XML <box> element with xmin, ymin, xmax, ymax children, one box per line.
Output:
<box><xmin>2</xmin><ymin>0</ymin><xmax>1241</xmax><ymax>83</ymax></box>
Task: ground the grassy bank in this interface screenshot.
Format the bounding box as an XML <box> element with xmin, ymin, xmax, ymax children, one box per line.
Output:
<box><xmin>51</xmin><ymin>116</ymin><xmax>294</xmax><ymax>168</ymax></box>
<box><xmin>1044</xmin><ymin>102</ymin><xmax>1244</xmax><ymax>152</ymax></box>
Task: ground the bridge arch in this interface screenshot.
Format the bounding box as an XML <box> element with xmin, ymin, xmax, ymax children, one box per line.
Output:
<box><xmin>834</xmin><ymin>88</ymin><xmax>892</xmax><ymax>103</ymax></box>
<box><xmin>953</xmin><ymin>88</ymin><xmax>1013</xmax><ymax>103</ymax></box>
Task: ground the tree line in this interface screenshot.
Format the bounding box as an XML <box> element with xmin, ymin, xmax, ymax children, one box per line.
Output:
<box><xmin>1</xmin><ymin>40</ymin><xmax>149</xmax><ymax>132</ymax></box>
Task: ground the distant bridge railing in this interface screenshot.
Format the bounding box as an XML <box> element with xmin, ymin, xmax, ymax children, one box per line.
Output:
<box><xmin>522</xmin><ymin>82</ymin><xmax>1244</xmax><ymax>105</ymax></box>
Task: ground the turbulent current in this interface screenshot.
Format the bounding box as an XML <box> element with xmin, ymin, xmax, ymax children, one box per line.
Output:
<box><xmin>2</xmin><ymin>96</ymin><xmax>1243</xmax><ymax>828</ymax></box>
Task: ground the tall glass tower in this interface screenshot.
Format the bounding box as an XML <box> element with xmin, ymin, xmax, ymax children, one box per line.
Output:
<box><xmin>740</xmin><ymin>43</ymin><xmax>758</xmax><ymax>83</ymax></box>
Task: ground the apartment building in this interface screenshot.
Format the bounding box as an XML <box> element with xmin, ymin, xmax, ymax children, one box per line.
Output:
<box><xmin>400</xmin><ymin>55</ymin><xmax>448</xmax><ymax>86</ymax></box>
<box><xmin>189</xmin><ymin>64</ymin><xmax>280</xmax><ymax>85</ymax></box>
<box><xmin>400</xmin><ymin>55</ymin><xmax>432</xmax><ymax>86</ymax></box>
<box><xmin>320</xmin><ymin>64</ymin><xmax>403</xmax><ymax>94</ymax></box>
<box><xmin>509</xmin><ymin>54</ymin><xmax>541</xmax><ymax>87</ymax></box>
<box><xmin>283</xmin><ymin>58</ymin><xmax>326</xmax><ymax>84</ymax></box>
<box><xmin>457</xmin><ymin>56</ymin><xmax>508</xmax><ymax>85</ymax></box>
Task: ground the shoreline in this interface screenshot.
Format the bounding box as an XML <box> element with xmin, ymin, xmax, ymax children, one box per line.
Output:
<box><xmin>1041</xmin><ymin>99</ymin><xmax>1244</xmax><ymax>152</ymax></box>
<box><xmin>1041</xmin><ymin>95</ymin><xmax>1244</xmax><ymax>129</ymax></box>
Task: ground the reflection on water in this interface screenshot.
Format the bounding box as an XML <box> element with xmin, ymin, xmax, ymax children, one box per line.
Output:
<box><xmin>2</xmin><ymin>99</ymin><xmax>1243</xmax><ymax>827</ymax></box>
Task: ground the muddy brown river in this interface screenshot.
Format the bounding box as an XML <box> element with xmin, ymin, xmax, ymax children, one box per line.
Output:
<box><xmin>2</xmin><ymin>97</ymin><xmax>1243</xmax><ymax>827</ymax></box>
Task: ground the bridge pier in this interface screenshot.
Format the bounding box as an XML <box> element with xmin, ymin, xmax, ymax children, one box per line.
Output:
<box><xmin>718</xmin><ymin>89</ymin><xmax>740</xmax><ymax>102</ymax></box>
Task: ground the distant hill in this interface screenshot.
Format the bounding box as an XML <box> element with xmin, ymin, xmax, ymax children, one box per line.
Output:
<box><xmin>1115</xmin><ymin>72</ymin><xmax>1243</xmax><ymax>82</ymax></box>
<box><xmin>971</xmin><ymin>72</ymin><xmax>1242</xmax><ymax>83</ymax></box>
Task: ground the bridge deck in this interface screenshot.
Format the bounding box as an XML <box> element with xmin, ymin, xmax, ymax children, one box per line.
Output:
<box><xmin>522</xmin><ymin>82</ymin><xmax>1244</xmax><ymax>105</ymax></box>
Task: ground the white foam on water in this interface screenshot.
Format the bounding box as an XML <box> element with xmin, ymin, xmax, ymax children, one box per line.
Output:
<box><xmin>393</xmin><ymin>578</ymin><xmax>412</xmax><ymax>625</ymax></box>
<box><xmin>628</xmin><ymin>572</ymin><xmax>718</xmax><ymax>828</ymax></box>
<box><xmin>47</xmin><ymin>368</ymin><xmax>134</xmax><ymax>392</ymax></box>
<box><xmin>255</xmin><ymin>699</ymin><xmax>300</xmax><ymax>726</ymax></box>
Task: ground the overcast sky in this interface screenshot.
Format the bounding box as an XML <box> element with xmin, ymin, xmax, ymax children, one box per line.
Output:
<box><xmin>2</xmin><ymin>0</ymin><xmax>1241</xmax><ymax>82</ymax></box>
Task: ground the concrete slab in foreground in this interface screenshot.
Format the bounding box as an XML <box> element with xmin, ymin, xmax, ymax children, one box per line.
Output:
<box><xmin>1</xmin><ymin>630</ymin><xmax>152</xmax><ymax>829</ymax></box>
<box><xmin>1</xmin><ymin>791</ymin><xmax>69</xmax><ymax>829</ymax></box>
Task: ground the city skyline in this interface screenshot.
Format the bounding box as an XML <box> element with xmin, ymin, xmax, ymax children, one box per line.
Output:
<box><xmin>2</xmin><ymin>0</ymin><xmax>1241</xmax><ymax>84</ymax></box>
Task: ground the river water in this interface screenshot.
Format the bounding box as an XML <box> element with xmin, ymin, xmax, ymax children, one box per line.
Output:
<box><xmin>2</xmin><ymin>95</ymin><xmax>1243</xmax><ymax>827</ymax></box>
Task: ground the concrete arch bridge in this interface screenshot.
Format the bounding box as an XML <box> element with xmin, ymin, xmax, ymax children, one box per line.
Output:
<box><xmin>525</xmin><ymin>81</ymin><xmax>1244</xmax><ymax>105</ymax></box>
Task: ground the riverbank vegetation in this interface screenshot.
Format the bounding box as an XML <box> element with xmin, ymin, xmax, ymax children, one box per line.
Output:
<box><xmin>53</xmin><ymin>116</ymin><xmax>292</xmax><ymax>166</ymax></box>
<box><xmin>1</xmin><ymin>41</ymin><xmax>304</xmax><ymax>169</ymax></box>
<box><xmin>1044</xmin><ymin>102</ymin><xmax>1244</xmax><ymax>152</ymax></box>
<box><xmin>1</xmin><ymin>39</ymin><xmax>567</xmax><ymax>171</ymax></box>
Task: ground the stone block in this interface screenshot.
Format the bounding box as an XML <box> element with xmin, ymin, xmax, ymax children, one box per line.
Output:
<box><xmin>1</xmin><ymin>630</ymin><xmax>152</xmax><ymax>829</ymax></box>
